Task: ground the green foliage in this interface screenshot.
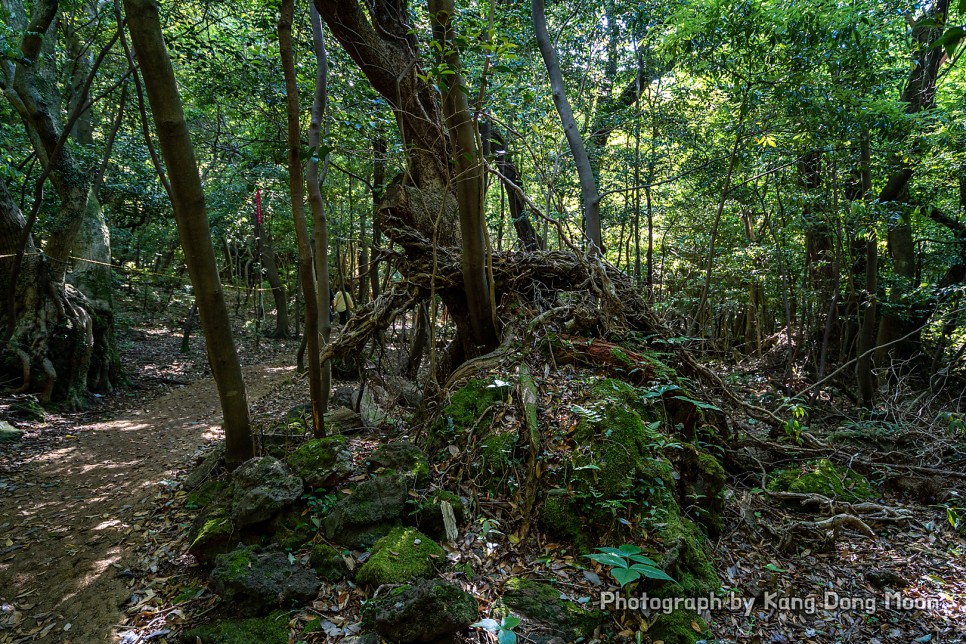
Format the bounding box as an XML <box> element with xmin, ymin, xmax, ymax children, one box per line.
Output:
<box><xmin>471</xmin><ymin>615</ymin><xmax>521</xmax><ymax>644</ymax></box>
<box><xmin>585</xmin><ymin>544</ymin><xmax>676</xmax><ymax>587</ymax></box>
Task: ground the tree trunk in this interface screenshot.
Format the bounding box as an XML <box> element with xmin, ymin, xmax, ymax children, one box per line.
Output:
<box><xmin>280</xmin><ymin>0</ymin><xmax>325</xmax><ymax>438</ymax></box>
<box><xmin>254</xmin><ymin>215</ymin><xmax>289</xmax><ymax>338</ymax></box>
<box><xmin>429</xmin><ymin>0</ymin><xmax>498</xmax><ymax>355</ymax></box>
<box><xmin>874</xmin><ymin>0</ymin><xmax>950</xmax><ymax>368</ymax></box>
<box><xmin>369</xmin><ymin>138</ymin><xmax>385</xmax><ymax>301</ymax></box>
<box><xmin>307</xmin><ymin>3</ymin><xmax>332</xmax><ymax>429</ymax></box>
<box><xmin>532</xmin><ymin>0</ymin><xmax>601</xmax><ymax>252</ymax></box>
<box><xmin>124</xmin><ymin>0</ymin><xmax>253</xmax><ymax>463</ymax></box>
<box><xmin>1</xmin><ymin>0</ymin><xmax>119</xmax><ymax>405</ymax></box>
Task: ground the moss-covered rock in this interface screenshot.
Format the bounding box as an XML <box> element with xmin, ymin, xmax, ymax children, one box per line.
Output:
<box><xmin>768</xmin><ymin>459</ymin><xmax>876</xmax><ymax>502</ymax></box>
<box><xmin>497</xmin><ymin>577</ymin><xmax>602</xmax><ymax>641</ymax></box>
<box><xmin>309</xmin><ymin>543</ymin><xmax>350</xmax><ymax>582</ymax></box>
<box><xmin>187</xmin><ymin>506</ymin><xmax>234</xmax><ymax>560</ymax></box>
<box><xmin>182</xmin><ymin>610</ymin><xmax>289</xmax><ymax>644</ymax></box>
<box><xmin>538</xmin><ymin>495</ymin><xmax>589</xmax><ymax>550</ymax></box>
<box><xmin>186</xmin><ymin>479</ymin><xmax>228</xmax><ymax>510</ymax></box>
<box><xmin>648</xmin><ymin>610</ymin><xmax>707</xmax><ymax>644</ymax></box>
<box><xmin>209</xmin><ymin>546</ymin><xmax>321</xmax><ymax>615</ymax></box>
<box><xmin>287</xmin><ymin>435</ymin><xmax>354</xmax><ymax>489</ymax></box>
<box><xmin>408</xmin><ymin>490</ymin><xmax>466</xmax><ymax>540</ymax></box>
<box><xmin>355</xmin><ymin>527</ymin><xmax>444</xmax><ymax>587</ymax></box>
<box><xmin>361</xmin><ymin>579</ymin><xmax>478</xmax><ymax>643</ymax></box>
<box><xmin>269</xmin><ymin>508</ymin><xmax>317</xmax><ymax>551</ymax></box>
<box><xmin>323</xmin><ymin>474</ymin><xmax>409</xmax><ymax>547</ymax></box>
<box><xmin>367</xmin><ymin>440</ymin><xmax>430</xmax><ymax>484</ymax></box>
<box><xmin>435</xmin><ymin>378</ymin><xmax>510</xmax><ymax>437</ymax></box>
<box><xmin>229</xmin><ymin>457</ymin><xmax>303</xmax><ymax>528</ymax></box>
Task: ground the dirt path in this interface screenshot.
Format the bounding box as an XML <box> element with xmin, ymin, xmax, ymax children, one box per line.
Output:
<box><xmin>0</xmin><ymin>360</ymin><xmax>296</xmax><ymax>643</ymax></box>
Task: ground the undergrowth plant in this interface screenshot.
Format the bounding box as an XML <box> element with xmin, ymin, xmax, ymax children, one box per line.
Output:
<box><xmin>585</xmin><ymin>544</ymin><xmax>676</xmax><ymax>587</ymax></box>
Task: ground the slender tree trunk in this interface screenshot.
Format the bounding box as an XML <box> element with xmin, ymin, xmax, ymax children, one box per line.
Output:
<box><xmin>307</xmin><ymin>3</ymin><xmax>332</xmax><ymax>428</ymax></box>
<box><xmin>532</xmin><ymin>0</ymin><xmax>601</xmax><ymax>252</ymax></box>
<box><xmin>369</xmin><ymin>138</ymin><xmax>385</xmax><ymax>300</ymax></box>
<box><xmin>124</xmin><ymin>0</ymin><xmax>253</xmax><ymax>463</ymax></box>
<box><xmin>255</xmin><ymin>216</ymin><xmax>289</xmax><ymax>338</ymax></box>
<box><xmin>279</xmin><ymin>0</ymin><xmax>325</xmax><ymax>437</ymax></box>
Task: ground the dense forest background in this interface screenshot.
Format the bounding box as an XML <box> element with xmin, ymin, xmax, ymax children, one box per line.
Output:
<box><xmin>2</xmin><ymin>0</ymin><xmax>965</xmax><ymax>406</ymax></box>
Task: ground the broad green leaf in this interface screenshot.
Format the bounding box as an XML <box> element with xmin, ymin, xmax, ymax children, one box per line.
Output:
<box><xmin>502</xmin><ymin>615</ymin><xmax>521</xmax><ymax>629</ymax></box>
<box><xmin>585</xmin><ymin>552</ymin><xmax>629</xmax><ymax>568</ymax></box>
<box><xmin>630</xmin><ymin>563</ymin><xmax>677</xmax><ymax>582</ymax></box>
<box><xmin>611</xmin><ymin>567</ymin><xmax>642</xmax><ymax>587</ymax></box>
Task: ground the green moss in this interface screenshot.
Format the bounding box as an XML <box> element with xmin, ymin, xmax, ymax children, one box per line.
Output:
<box><xmin>287</xmin><ymin>435</ymin><xmax>350</xmax><ymax>486</ymax></box>
<box><xmin>309</xmin><ymin>543</ymin><xmax>349</xmax><ymax>582</ymax></box>
<box><xmin>573</xmin><ymin>404</ymin><xmax>661</xmax><ymax>500</ymax></box>
<box><xmin>436</xmin><ymin>378</ymin><xmax>509</xmax><ymax>436</ymax></box>
<box><xmin>480</xmin><ymin>431</ymin><xmax>517</xmax><ymax>475</ymax></box>
<box><xmin>499</xmin><ymin>577</ymin><xmax>602</xmax><ymax>640</ymax></box>
<box><xmin>648</xmin><ymin>610</ymin><xmax>707</xmax><ymax>644</ymax></box>
<box><xmin>538</xmin><ymin>496</ymin><xmax>589</xmax><ymax>549</ymax></box>
<box><xmin>355</xmin><ymin>527</ymin><xmax>444</xmax><ymax>587</ymax></box>
<box><xmin>182</xmin><ymin>610</ymin><xmax>289</xmax><ymax>644</ymax></box>
<box><xmin>187</xmin><ymin>480</ymin><xmax>228</xmax><ymax>509</ymax></box>
<box><xmin>303</xmin><ymin>617</ymin><xmax>322</xmax><ymax>633</ymax></box>
<box><xmin>190</xmin><ymin>508</ymin><xmax>233</xmax><ymax>553</ymax></box>
<box><xmin>768</xmin><ymin>459</ymin><xmax>876</xmax><ymax>502</ymax></box>
<box><xmin>215</xmin><ymin>545</ymin><xmax>256</xmax><ymax>579</ymax></box>
<box><xmin>610</xmin><ymin>346</ymin><xmax>633</xmax><ymax>365</ymax></box>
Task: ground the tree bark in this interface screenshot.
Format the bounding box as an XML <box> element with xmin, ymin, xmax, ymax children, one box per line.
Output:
<box><xmin>254</xmin><ymin>215</ymin><xmax>289</xmax><ymax>338</ymax></box>
<box><xmin>124</xmin><ymin>0</ymin><xmax>253</xmax><ymax>463</ymax></box>
<box><xmin>532</xmin><ymin>0</ymin><xmax>601</xmax><ymax>252</ymax></box>
<box><xmin>429</xmin><ymin>0</ymin><xmax>498</xmax><ymax>354</ymax></box>
<box><xmin>308</xmin><ymin>3</ymin><xmax>333</xmax><ymax>429</ymax></box>
<box><xmin>280</xmin><ymin>0</ymin><xmax>325</xmax><ymax>438</ymax></box>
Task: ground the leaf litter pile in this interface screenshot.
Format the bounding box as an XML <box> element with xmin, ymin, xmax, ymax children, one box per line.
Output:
<box><xmin>108</xmin><ymin>349</ymin><xmax>966</xmax><ymax>644</ymax></box>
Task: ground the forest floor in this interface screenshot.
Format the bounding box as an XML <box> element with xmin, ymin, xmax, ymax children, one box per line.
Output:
<box><xmin>2</xmin><ymin>306</ymin><xmax>966</xmax><ymax>643</ymax></box>
<box><xmin>0</xmin><ymin>315</ymin><xmax>298</xmax><ymax>643</ymax></box>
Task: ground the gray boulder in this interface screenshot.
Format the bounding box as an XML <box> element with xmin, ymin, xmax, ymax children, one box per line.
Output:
<box><xmin>361</xmin><ymin>579</ymin><xmax>478</xmax><ymax>643</ymax></box>
<box><xmin>323</xmin><ymin>474</ymin><xmax>408</xmax><ymax>547</ymax></box>
<box><xmin>210</xmin><ymin>546</ymin><xmax>321</xmax><ymax>615</ymax></box>
<box><xmin>230</xmin><ymin>457</ymin><xmax>303</xmax><ymax>527</ymax></box>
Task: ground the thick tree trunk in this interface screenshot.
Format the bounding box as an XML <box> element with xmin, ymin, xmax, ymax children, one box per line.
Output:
<box><xmin>429</xmin><ymin>0</ymin><xmax>498</xmax><ymax>354</ymax></box>
<box><xmin>874</xmin><ymin>0</ymin><xmax>950</xmax><ymax>369</ymax></box>
<box><xmin>1</xmin><ymin>0</ymin><xmax>119</xmax><ymax>404</ymax></box>
<box><xmin>0</xmin><ymin>178</ymin><xmax>94</xmax><ymax>407</ymax></box>
<box><xmin>124</xmin><ymin>0</ymin><xmax>253</xmax><ymax>463</ymax></box>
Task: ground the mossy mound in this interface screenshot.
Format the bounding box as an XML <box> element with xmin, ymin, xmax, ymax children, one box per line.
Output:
<box><xmin>496</xmin><ymin>577</ymin><xmax>602</xmax><ymax>641</ymax></box>
<box><xmin>367</xmin><ymin>440</ymin><xmax>431</xmax><ymax>484</ymax></box>
<box><xmin>182</xmin><ymin>610</ymin><xmax>289</xmax><ymax>644</ymax></box>
<box><xmin>309</xmin><ymin>543</ymin><xmax>350</xmax><ymax>582</ymax></box>
<box><xmin>435</xmin><ymin>378</ymin><xmax>510</xmax><ymax>437</ymax></box>
<box><xmin>648</xmin><ymin>609</ymin><xmax>707</xmax><ymax>644</ymax></box>
<box><xmin>355</xmin><ymin>527</ymin><xmax>444</xmax><ymax>587</ymax></box>
<box><xmin>768</xmin><ymin>459</ymin><xmax>876</xmax><ymax>502</ymax></box>
<box><xmin>286</xmin><ymin>435</ymin><xmax>353</xmax><ymax>489</ymax></box>
<box><xmin>539</xmin><ymin>381</ymin><xmax>722</xmax><ymax>597</ymax></box>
